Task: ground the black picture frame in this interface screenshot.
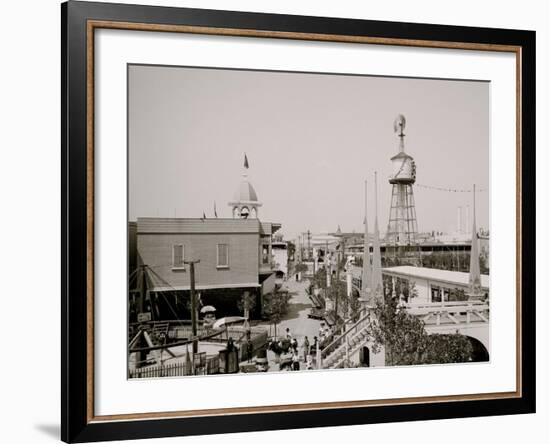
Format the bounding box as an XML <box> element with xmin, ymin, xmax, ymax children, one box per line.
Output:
<box><xmin>61</xmin><ymin>1</ymin><xmax>536</xmax><ymax>442</ymax></box>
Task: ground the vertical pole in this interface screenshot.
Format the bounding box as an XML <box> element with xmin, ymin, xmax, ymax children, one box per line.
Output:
<box><xmin>185</xmin><ymin>259</ymin><xmax>201</xmax><ymax>354</ymax></box>
<box><xmin>313</xmin><ymin>248</ymin><xmax>318</xmax><ymax>275</ymax></box>
<box><xmin>326</xmin><ymin>240</ymin><xmax>331</xmax><ymax>288</ymax></box>
<box><xmin>139</xmin><ymin>265</ymin><xmax>146</xmax><ymax>314</ymax></box>
<box><xmin>136</xmin><ymin>265</ymin><xmax>148</xmax><ymax>369</ymax></box>
<box><xmin>316</xmin><ymin>339</ymin><xmax>321</xmax><ymax>369</ymax></box>
<box><xmin>336</xmin><ymin>239</ymin><xmax>342</xmax><ymax>316</ymax></box>
<box><xmin>243</xmin><ymin>290</ymin><xmax>250</xmax><ymax>321</ymax></box>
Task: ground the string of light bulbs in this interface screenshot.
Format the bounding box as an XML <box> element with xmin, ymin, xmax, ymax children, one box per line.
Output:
<box><xmin>414</xmin><ymin>184</ymin><xmax>488</xmax><ymax>193</ymax></box>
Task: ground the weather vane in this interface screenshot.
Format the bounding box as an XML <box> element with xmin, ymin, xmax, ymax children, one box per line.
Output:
<box><xmin>393</xmin><ymin>114</ymin><xmax>406</xmax><ymax>139</ymax></box>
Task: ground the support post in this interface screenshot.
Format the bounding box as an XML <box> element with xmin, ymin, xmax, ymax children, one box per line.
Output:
<box><xmin>184</xmin><ymin>259</ymin><xmax>201</xmax><ymax>354</ymax></box>
<box><xmin>316</xmin><ymin>340</ymin><xmax>321</xmax><ymax>369</ymax></box>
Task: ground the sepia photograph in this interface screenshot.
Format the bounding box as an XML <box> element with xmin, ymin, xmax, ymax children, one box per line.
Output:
<box><xmin>127</xmin><ymin>64</ymin><xmax>490</xmax><ymax>379</ymax></box>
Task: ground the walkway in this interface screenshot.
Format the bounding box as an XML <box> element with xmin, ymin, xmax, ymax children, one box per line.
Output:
<box><xmin>257</xmin><ymin>278</ymin><xmax>324</xmax><ymax>372</ymax></box>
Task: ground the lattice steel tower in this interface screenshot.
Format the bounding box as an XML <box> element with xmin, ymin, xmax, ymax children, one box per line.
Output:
<box><xmin>385</xmin><ymin>115</ymin><xmax>421</xmax><ymax>264</ymax></box>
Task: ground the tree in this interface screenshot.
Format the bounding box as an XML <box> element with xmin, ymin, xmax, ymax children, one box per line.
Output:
<box><xmin>312</xmin><ymin>268</ymin><xmax>327</xmax><ymax>290</ymax></box>
<box><xmin>325</xmin><ymin>279</ymin><xmax>349</xmax><ymax>323</ymax></box>
<box><xmin>367</xmin><ymin>295</ymin><xmax>429</xmax><ymax>366</ymax></box>
<box><xmin>479</xmin><ymin>248</ymin><xmax>490</xmax><ymax>274</ymax></box>
<box><xmin>237</xmin><ymin>291</ymin><xmax>257</xmax><ymax>318</ymax></box>
<box><xmin>448</xmin><ymin>287</ymin><xmax>468</xmax><ymax>302</ymax></box>
<box><xmin>263</xmin><ymin>289</ymin><xmax>291</xmax><ymax>339</ymax></box>
<box><xmin>286</xmin><ymin>241</ymin><xmax>296</xmax><ymax>262</ymax></box>
<box><xmin>346</xmin><ymin>290</ymin><xmax>362</xmax><ymax>323</ymax></box>
<box><xmin>382</xmin><ymin>276</ymin><xmax>418</xmax><ymax>303</ymax></box>
<box><xmin>368</xmin><ymin>289</ymin><xmax>474</xmax><ymax>366</ymax></box>
<box><xmin>423</xmin><ymin>334</ymin><xmax>473</xmax><ymax>364</ymax></box>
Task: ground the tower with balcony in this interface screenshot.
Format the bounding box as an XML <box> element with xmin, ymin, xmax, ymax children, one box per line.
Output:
<box><xmin>385</xmin><ymin>115</ymin><xmax>421</xmax><ymax>264</ymax></box>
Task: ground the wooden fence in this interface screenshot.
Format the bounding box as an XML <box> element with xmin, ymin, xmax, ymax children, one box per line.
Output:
<box><xmin>129</xmin><ymin>355</ymin><xmax>220</xmax><ymax>379</ymax></box>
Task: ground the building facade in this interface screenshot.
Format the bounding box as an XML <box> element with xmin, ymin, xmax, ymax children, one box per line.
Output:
<box><xmin>131</xmin><ymin>156</ymin><xmax>281</xmax><ymax>320</ymax></box>
<box><xmin>271</xmin><ymin>241</ymin><xmax>288</xmax><ymax>280</ymax></box>
<box><xmin>135</xmin><ymin>218</ymin><xmax>280</xmax><ymax>319</ymax></box>
<box><xmin>381</xmin><ymin>265</ymin><xmax>490</xmax><ymax>304</ymax></box>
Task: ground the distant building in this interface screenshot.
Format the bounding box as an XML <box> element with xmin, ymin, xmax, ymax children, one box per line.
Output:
<box><xmin>271</xmin><ymin>241</ymin><xmax>288</xmax><ymax>280</ymax></box>
<box><xmin>381</xmin><ymin>265</ymin><xmax>489</xmax><ymax>304</ymax></box>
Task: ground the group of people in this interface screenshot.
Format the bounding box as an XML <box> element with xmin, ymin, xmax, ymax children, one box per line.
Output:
<box><xmin>282</xmin><ymin>327</ymin><xmax>330</xmax><ymax>371</ymax></box>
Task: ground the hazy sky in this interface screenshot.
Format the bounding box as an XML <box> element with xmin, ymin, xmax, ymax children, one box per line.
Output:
<box><xmin>128</xmin><ymin>64</ymin><xmax>489</xmax><ymax>240</ymax></box>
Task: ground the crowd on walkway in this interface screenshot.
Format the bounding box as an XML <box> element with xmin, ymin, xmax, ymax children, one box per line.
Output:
<box><xmin>267</xmin><ymin>321</ymin><xmax>334</xmax><ymax>371</ymax></box>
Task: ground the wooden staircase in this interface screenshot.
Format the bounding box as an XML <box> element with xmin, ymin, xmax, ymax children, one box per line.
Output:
<box><xmin>320</xmin><ymin>311</ymin><xmax>371</xmax><ymax>369</ymax></box>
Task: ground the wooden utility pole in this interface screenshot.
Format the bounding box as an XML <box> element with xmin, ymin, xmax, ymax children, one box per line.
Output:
<box><xmin>136</xmin><ymin>264</ymin><xmax>148</xmax><ymax>368</ymax></box>
<box><xmin>184</xmin><ymin>259</ymin><xmax>200</xmax><ymax>354</ymax></box>
<box><xmin>139</xmin><ymin>264</ymin><xmax>146</xmax><ymax>315</ymax></box>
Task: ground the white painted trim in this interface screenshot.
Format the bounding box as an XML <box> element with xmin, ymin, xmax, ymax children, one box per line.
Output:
<box><xmin>171</xmin><ymin>243</ymin><xmax>185</xmax><ymax>269</ymax></box>
<box><xmin>216</xmin><ymin>243</ymin><xmax>229</xmax><ymax>268</ymax></box>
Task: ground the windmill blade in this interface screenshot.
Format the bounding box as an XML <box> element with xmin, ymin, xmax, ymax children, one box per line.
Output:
<box><xmin>393</xmin><ymin>114</ymin><xmax>406</xmax><ymax>134</ymax></box>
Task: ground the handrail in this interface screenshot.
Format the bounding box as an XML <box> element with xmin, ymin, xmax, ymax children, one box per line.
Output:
<box><xmin>406</xmin><ymin>304</ymin><xmax>489</xmax><ymax>315</ymax></box>
<box><xmin>321</xmin><ymin>309</ymin><xmax>370</xmax><ymax>359</ymax></box>
<box><xmin>406</xmin><ymin>301</ymin><xmax>488</xmax><ymax>309</ymax></box>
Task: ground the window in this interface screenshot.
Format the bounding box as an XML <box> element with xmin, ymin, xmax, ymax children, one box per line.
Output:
<box><xmin>262</xmin><ymin>245</ymin><xmax>270</xmax><ymax>264</ymax></box>
<box><xmin>430</xmin><ymin>285</ymin><xmax>450</xmax><ymax>303</ymax></box>
<box><xmin>217</xmin><ymin>244</ymin><xmax>229</xmax><ymax>268</ymax></box>
<box><xmin>172</xmin><ymin>244</ymin><xmax>185</xmax><ymax>269</ymax></box>
<box><xmin>431</xmin><ymin>285</ymin><xmax>442</xmax><ymax>303</ymax></box>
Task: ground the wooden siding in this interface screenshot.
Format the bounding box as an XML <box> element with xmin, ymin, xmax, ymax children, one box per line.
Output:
<box><xmin>138</xmin><ymin>232</ymin><xmax>260</xmax><ymax>289</ymax></box>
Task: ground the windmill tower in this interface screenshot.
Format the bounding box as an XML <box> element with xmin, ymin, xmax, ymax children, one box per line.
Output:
<box><xmin>385</xmin><ymin>115</ymin><xmax>421</xmax><ymax>264</ymax></box>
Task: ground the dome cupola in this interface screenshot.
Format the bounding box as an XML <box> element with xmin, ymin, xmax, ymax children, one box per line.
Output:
<box><xmin>228</xmin><ymin>153</ymin><xmax>262</xmax><ymax>219</ymax></box>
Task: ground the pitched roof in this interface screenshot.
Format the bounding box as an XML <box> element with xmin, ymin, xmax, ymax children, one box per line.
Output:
<box><xmin>232</xmin><ymin>179</ymin><xmax>258</xmax><ymax>203</ymax></box>
<box><xmin>390</xmin><ymin>151</ymin><xmax>413</xmax><ymax>161</ymax></box>
<box><xmin>137</xmin><ymin>217</ymin><xmax>262</xmax><ymax>234</ymax></box>
<box><xmin>382</xmin><ymin>265</ymin><xmax>489</xmax><ymax>290</ymax></box>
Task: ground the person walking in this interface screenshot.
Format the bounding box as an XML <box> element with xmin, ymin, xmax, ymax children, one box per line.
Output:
<box><xmin>292</xmin><ymin>351</ymin><xmax>300</xmax><ymax>371</ymax></box>
<box><xmin>319</xmin><ymin>322</ymin><xmax>326</xmax><ymax>340</ymax></box>
<box><xmin>303</xmin><ymin>336</ymin><xmax>310</xmax><ymax>361</ymax></box>
<box><xmin>285</xmin><ymin>327</ymin><xmax>292</xmax><ymax>340</ymax></box>
<box><xmin>291</xmin><ymin>337</ymin><xmax>298</xmax><ymax>353</ymax></box>
<box><xmin>306</xmin><ymin>354</ymin><xmax>313</xmax><ymax>370</ymax></box>
<box><xmin>246</xmin><ymin>337</ymin><xmax>253</xmax><ymax>363</ymax></box>
<box><xmin>311</xmin><ymin>336</ymin><xmax>318</xmax><ymax>355</ymax></box>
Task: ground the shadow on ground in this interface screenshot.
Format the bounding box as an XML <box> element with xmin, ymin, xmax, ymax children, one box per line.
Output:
<box><xmin>283</xmin><ymin>302</ymin><xmax>311</xmax><ymax>321</ymax></box>
<box><xmin>35</xmin><ymin>424</ymin><xmax>59</xmax><ymax>440</ymax></box>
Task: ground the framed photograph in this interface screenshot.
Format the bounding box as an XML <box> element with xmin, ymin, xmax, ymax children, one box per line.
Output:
<box><xmin>62</xmin><ymin>1</ymin><xmax>535</xmax><ymax>442</ymax></box>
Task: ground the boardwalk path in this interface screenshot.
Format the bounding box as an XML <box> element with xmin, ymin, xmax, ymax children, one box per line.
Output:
<box><xmin>257</xmin><ymin>278</ymin><xmax>323</xmax><ymax>371</ymax></box>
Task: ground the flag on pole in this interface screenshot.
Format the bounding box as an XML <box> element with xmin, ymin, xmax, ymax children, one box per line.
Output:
<box><xmin>371</xmin><ymin>173</ymin><xmax>383</xmax><ymax>299</ymax></box>
<box><xmin>214</xmin><ymin>201</ymin><xmax>218</xmax><ymax>218</ymax></box>
<box><xmin>468</xmin><ymin>184</ymin><xmax>482</xmax><ymax>296</ymax></box>
<box><xmin>362</xmin><ymin>180</ymin><xmax>372</xmax><ymax>298</ymax></box>
<box><xmin>244</xmin><ymin>153</ymin><xmax>249</xmax><ymax>169</ymax></box>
